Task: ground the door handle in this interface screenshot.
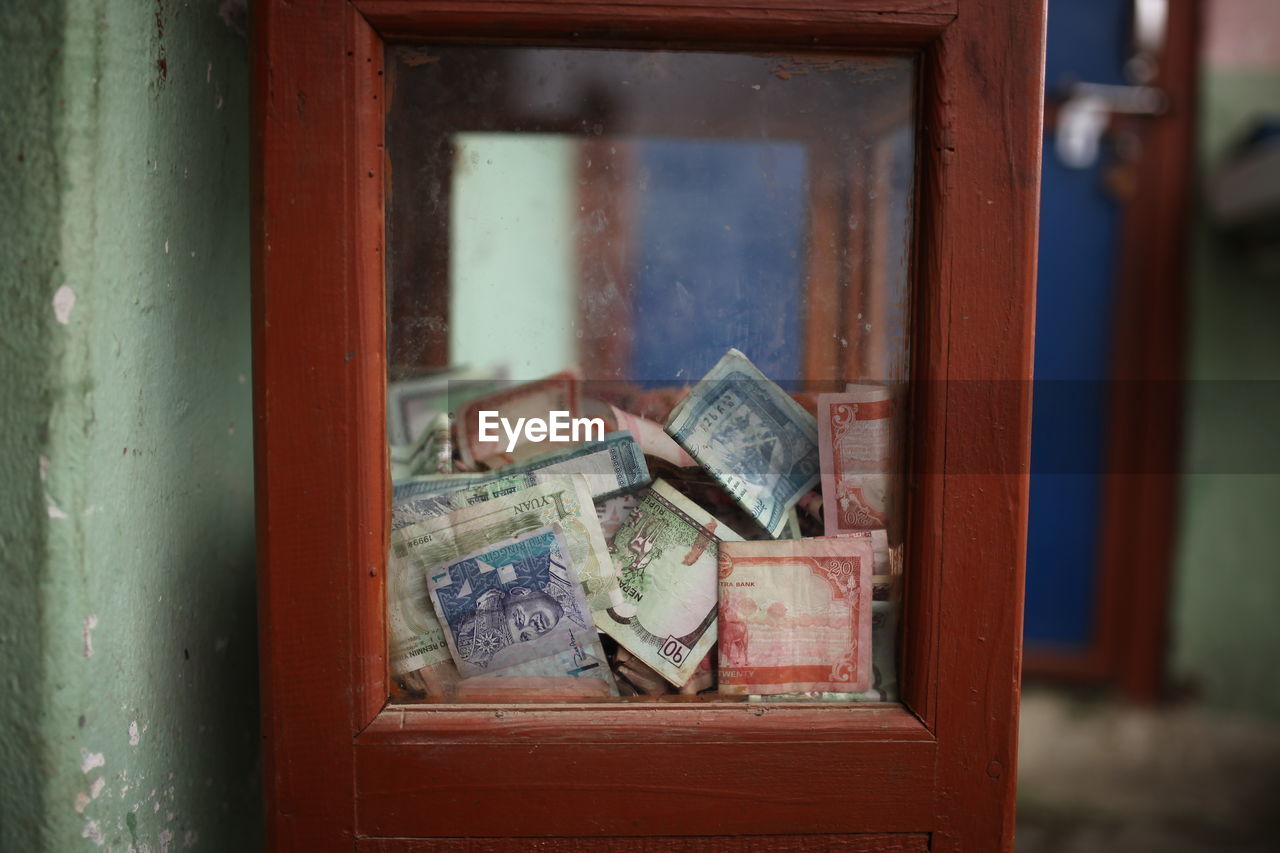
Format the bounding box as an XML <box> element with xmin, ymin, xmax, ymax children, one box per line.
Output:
<box><xmin>1055</xmin><ymin>83</ymin><xmax>1168</xmax><ymax>170</ymax></box>
<box><xmin>1052</xmin><ymin>0</ymin><xmax>1169</xmax><ymax>170</ymax></box>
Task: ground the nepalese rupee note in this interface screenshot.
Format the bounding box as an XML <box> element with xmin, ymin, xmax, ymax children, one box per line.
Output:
<box><xmin>426</xmin><ymin>525</ymin><xmax>616</xmax><ymax>691</ymax></box>
<box><xmin>388</xmin><ymin>475</ymin><xmax>626</xmax><ymax>676</ymax></box>
<box><xmin>836</xmin><ymin>529</ymin><xmax>895</xmax><ymax>601</ymax></box>
<box><xmin>455</xmin><ymin>370</ymin><xmax>582</xmax><ymax>469</ymax></box>
<box><xmin>595</xmin><ymin>479</ymin><xmax>743</xmax><ymax>687</ymax></box>
<box><xmin>595</xmin><ymin>493</ymin><xmax>638</xmax><ymax>541</ymax></box>
<box><xmin>392</xmin><ymin>431</ymin><xmax>650</xmax><ymax>504</ymax></box>
<box><xmin>664</xmin><ymin>349</ymin><xmax>820</xmax><ymax>539</ymax></box>
<box><xmin>818</xmin><ymin>386</ymin><xmax>896</xmax><ymax>536</ymax></box>
<box><xmin>717</xmin><ymin>537</ymin><xmax>873</xmax><ymax>696</ymax></box>
<box><xmin>746</xmin><ymin>600</ymin><xmax>899</xmax><ymax>703</ymax></box>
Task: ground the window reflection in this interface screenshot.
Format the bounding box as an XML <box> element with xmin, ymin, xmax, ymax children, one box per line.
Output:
<box><xmin>385</xmin><ymin>46</ymin><xmax>916</xmax><ymax>704</ymax></box>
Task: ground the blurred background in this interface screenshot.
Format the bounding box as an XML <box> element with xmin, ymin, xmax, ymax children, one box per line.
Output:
<box><xmin>2</xmin><ymin>0</ymin><xmax>1278</xmax><ymax>850</ymax></box>
<box><xmin>1018</xmin><ymin>1</ymin><xmax>1280</xmax><ymax>851</ymax></box>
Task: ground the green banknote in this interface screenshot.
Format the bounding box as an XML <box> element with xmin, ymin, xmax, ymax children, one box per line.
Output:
<box><xmin>392</xmin><ymin>430</ymin><xmax>650</xmax><ymax>504</ymax></box>
<box><xmin>595</xmin><ymin>479</ymin><xmax>743</xmax><ymax>687</ymax></box>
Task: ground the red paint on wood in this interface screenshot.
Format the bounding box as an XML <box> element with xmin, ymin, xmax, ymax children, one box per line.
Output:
<box><xmin>359</xmin><ymin>834</ymin><xmax>932</xmax><ymax>851</ymax></box>
<box><xmin>364</xmin><ymin>702</ymin><xmax>931</xmax><ymax>743</ymax></box>
<box><xmin>921</xmin><ymin>2</ymin><xmax>1045</xmax><ymax>850</ymax></box>
<box><xmin>256</xmin><ymin>1</ymin><xmax>1045</xmax><ymax>849</ymax></box>
<box><xmin>356</xmin><ymin>740</ymin><xmax>937</xmax><ymax>837</ymax></box>
<box><xmin>354</xmin><ymin>0</ymin><xmax>955</xmax><ymax>48</ymax></box>
<box><xmin>254</xmin><ymin>2</ymin><xmax>388</xmax><ymax>848</ymax></box>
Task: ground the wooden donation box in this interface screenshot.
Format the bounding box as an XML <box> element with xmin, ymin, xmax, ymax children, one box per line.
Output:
<box><xmin>253</xmin><ymin>1</ymin><xmax>1046</xmax><ymax>850</ymax></box>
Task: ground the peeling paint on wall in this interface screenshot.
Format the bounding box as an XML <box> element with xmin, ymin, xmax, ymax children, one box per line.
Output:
<box><xmin>82</xmin><ymin>615</ymin><xmax>98</xmax><ymax>658</ymax></box>
<box><xmin>52</xmin><ymin>283</ymin><xmax>76</xmax><ymax>324</ymax></box>
<box><xmin>80</xmin><ymin>749</ymin><xmax>105</xmax><ymax>774</ymax></box>
<box><xmin>1</xmin><ymin>0</ymin><xmax>260</xmax><ymax>849</ymax></box>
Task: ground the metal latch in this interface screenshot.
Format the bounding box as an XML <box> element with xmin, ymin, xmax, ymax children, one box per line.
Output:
<box><xmin>1053</xmin><ymin>0</ymin><xmax>1169</xmax><ymax>170</ymax></box>
<box><xmin>1056</xmin><ymin>83</ymin><xmax>1169</xmax><ymax>169</ymax></box>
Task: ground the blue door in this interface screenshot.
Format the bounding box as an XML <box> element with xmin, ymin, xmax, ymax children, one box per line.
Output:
<box><xmin>1025</xmin><ymin>0</ymin><xmax>1132</xmax><ymax>653</ymax></box>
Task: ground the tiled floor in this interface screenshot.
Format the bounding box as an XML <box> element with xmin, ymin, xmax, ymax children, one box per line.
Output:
<box><xmin>1016</xmin><ymin>688</ymin><xmax>1280</xmax><ymax>852</ymax></box>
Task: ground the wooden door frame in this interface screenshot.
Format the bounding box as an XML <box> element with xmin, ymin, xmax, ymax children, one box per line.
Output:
<box><xmin>252</xmin><ymin>1</ymin><xmax>1045</xmax><ymax>849</ymax></box>
<box><xmin>1023</xmin><ymin>0</ymin><xmax>1199</xmax><ymax>702</ymax></box>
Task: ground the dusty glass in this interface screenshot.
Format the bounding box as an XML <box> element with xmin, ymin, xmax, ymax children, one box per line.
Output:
<box><xmin>384</xmin><ymin>45</ymin><xmax>916</xmax><ymax>704</ymax></box>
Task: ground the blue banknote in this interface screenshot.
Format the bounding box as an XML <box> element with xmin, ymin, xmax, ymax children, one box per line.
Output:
<box><xmin>665</xmin><ymin>349</ymin><xmax>820</xmax><ymax>538</ymax></box>
<box><xmin>426</xmin><ymin>525</ymin><xmax>610</xmax><ymax>682</ymax></box>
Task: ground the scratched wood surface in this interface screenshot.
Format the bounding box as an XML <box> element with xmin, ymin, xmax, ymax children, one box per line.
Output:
<box><xmin>255</xmin><ymin>0</ymin><xmax>1044</xmax><ymax>849</ymax></box>
<box><xmin>359</xmin><ymin>835</ymin><xmax>931</xmax><ymax>851</ymax></box>
<box><xmin>356</xmin><ymin>740</ymin><xmax>936</xmax><ymax>837</ymax></box>
<box><xmin>362</xmin><ymin>702</ymin><xmax>930</xmax><ymax>744</ymax></box>
<box><xmin>920</xmin><ymin>1</ymin><xmax>1044</xmax><ymax>851</ymax></box>
<box><xmin>354</xmin><ymin>0</ymin><xmax>955</xmax><ymax>47</ymax></box>
<box><xmin>254</xmin><ymin>1</ymin><xmax>368</xmax><ymax>849</ymax></box>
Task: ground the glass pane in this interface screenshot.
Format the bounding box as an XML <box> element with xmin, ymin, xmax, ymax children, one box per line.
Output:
<box><xmin>385</xmin><ymin>45</ymin><xmax>916</xmax><ymax>704</ymax></box>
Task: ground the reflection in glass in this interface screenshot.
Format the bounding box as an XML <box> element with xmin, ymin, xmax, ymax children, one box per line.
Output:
<box><xmin>387</xmin><ymin>46</ymin><xmax>915</xmax><ymax>385</ymax></box>
<box><xmin>385</xmin><ymin>46</ymin><xmax>916</xmax><ymax>704</ymax></box>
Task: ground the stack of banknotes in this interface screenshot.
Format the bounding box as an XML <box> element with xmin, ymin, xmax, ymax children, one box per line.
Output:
<box><xmin>387</xmin><ymin>348</ymin><xmax>902</xmax><ymax>701</ymax></box>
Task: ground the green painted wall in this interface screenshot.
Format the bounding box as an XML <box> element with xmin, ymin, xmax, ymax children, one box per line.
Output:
<box><xmin>1172</xmin><ymin>70</ymin><xmax>1280</xmax><ymax>719</ymax></box>
<box><xmin>0</xmin><ymin>1</ymin><xmax>260</xmax><ymax>849</ymax></box>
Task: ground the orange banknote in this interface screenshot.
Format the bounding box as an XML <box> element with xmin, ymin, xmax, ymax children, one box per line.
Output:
<box><xmin>718</xmin><ymin>537</ymin><xmax>873</xmax><ymax>695</ymax></box>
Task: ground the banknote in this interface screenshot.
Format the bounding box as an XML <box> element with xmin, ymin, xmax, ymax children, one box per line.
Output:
<box><xmin>456</xmin><ymin>370</ymin><xmax>581</xmax><ymax>468</ymax></box>
<box><xmin>393</xmin><ymin>431</ymin><xmax>650</xmax><ymax>504</ymax></box>
<box><xmin>393</xmin><ymin>514</ymin><xmax>619</xmax><ymax>699</ymax></box>
<box><xmin>392</xmin><ymin>473</ymin><xmax>544</xmax><ymax>532</ymax></box>
<box><xmin>388</xmin><ymin>475</ymin><xmax>625</xmax><ymax>676</ymax></box>
<box><xmin>595</xmin><ymin>493</ymin><xmax>638</xmax><ymax>541</ymax></box>
<box><xmin>797</xmin><ymin>491</ymin><xmax>823</xmax><ymax>525</ymax></box>
<box><xmin>782</xmin><ymin>507</ymin><xmax>802</xmax><ymax>540</ymax></box>
<box><xmin>390</xmin><ymin>412</ymin><xmax>452</xmax><ymax>480</ymax></box>
<box><xmin>844</xmin><ymin>599</ymin><xmax>899</xmax><ymax>701</ymax></box>
<box><xmin>612</xmin><ymin>646</ymin><xmax>714</xmax><ymax>696</ymax></box>
<box><xmin>387</xmin><ymin>364</ymin><xmax>507</xmax><ymax>446</ymax></box>
<box><xmin>426</xmin><ymin>526</ymin><xmax>615</xmax><ymax>692</ymax></box>
<box><xmin>746</xmin><ymin>600</ymin><xmax>898</xmax><ymax>703</ymax></box>
<box><xmin>835</xmin><ymin>529</ymin><xmax>894</xmax><ymax>600</ymax></box>
<box><xmin>609</xmin><ymin>405</ymin><xmax>697</xmax><ymax>468</ymax></box>
<box><xmin>818</xmin><ymin>386</ymin><xmax>896</xmax><ymax>536</ymax></box>
<box><xmin>595</xmin><ymin>479</ymin><xmax>742</xmax><ymax>687</ymax></box>
<box><xmin>507</xmin><ymin>431</ymin><xmax>650</xmax><ymax>501</ymax></box>
<box><xmin>664</xmin><ymin>349</ymin><xmax>820</xmax><ymax>538</ymax></box>
<box><xmin>393</xmin><ymin>472</ymin><xmax>503</xmax><ymax>504</ymax></box>
<box><xmin>717</xmin><ymin>537</ymin><xmax>873</xmax><ymax>695</ymax></box>
<box><xmin>391</xmin><ymin>472</ymin><xmax>621</xmax><ymax>688</ymax></box>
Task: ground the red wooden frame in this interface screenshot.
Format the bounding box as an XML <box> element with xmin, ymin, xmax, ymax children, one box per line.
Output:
<box><xmin>253</xmin><ymin>1</ymin><xmax>1045</xmax><ymax>849</ymax></box>
<box><xmin>1022</xmin><ymin>0</ymin><xmax>1199</xmax><ymax>701</ymax></box>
